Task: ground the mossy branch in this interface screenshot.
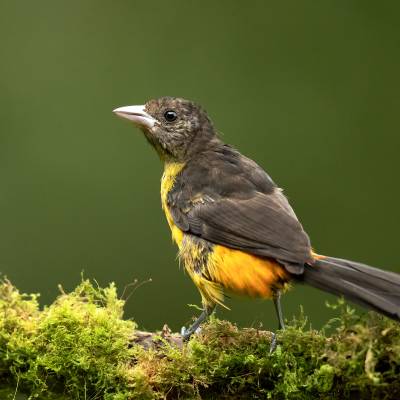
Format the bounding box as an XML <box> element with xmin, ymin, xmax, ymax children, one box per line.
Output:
<box><xmin>0</xmin><ymin>280</ymin><xmax>399</xmax><ymax>399</ymax></box>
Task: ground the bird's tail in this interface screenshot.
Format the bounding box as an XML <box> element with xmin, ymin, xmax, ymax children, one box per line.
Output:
<box><xmin>299</xmin><ymin>256</ymin><xmax>400</xmax><ymax>321</ymax></box>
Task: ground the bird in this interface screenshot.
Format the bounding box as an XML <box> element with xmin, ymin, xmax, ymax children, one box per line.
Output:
<box><xmin>113</xmin><ymin>96</ymin><xmax>400</xmax><ymax>348</ymax></box>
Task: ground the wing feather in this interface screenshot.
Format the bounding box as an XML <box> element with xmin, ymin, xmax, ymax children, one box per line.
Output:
<box><xmin>183</xmin><ymin>192</ymin><xmax>311</xmax><ymax>265</ymax></box>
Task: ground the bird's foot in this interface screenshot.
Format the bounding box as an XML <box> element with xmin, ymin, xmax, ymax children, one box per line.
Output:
<box><xmin>181</xmin><ymin>326</ymin><xmax>202</xmax><ymax>341</ymax></box>
<box><xmin>269</xmin><ymin>332</ymin><xmax>277</xmax><ymax>354</ymax></box>
<box><xmin>180</xmin><ymin>326</ymin><xmax>189</xmax><ymax>340</ymax></box>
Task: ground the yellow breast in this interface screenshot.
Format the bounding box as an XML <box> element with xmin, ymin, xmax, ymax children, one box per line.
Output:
<box><xmin>160</xmin><ymin>162</ymin><xmax>185</xmax><ymax>247</ymax></box>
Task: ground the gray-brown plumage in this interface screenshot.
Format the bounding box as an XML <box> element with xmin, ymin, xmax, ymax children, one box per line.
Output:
<box><xmin>168</xmin><ymin>145</ymin><xmax>313</xmax><ymax>269</ymax></box>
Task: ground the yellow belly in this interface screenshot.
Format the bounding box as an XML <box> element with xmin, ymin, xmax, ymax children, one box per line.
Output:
<box><xmin>178</xmin><ymin>233</ymin><xmax>290</xmax><ymax>308</ymax></box>
<box><xmin>208</xmin><ymin>245</ymin><xmax>289</xmax><ymax>299</ymax></box>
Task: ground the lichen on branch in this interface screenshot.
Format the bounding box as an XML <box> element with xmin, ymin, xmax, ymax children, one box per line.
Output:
<box><xmin>0</xmin><ymin>279</ymin><xmax>399</xmax><ymax>399</ymax></box>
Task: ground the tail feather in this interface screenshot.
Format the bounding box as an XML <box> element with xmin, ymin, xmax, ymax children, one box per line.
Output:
<box><xmin>300</xmin><ymin>256</ymin><xmax>400</xmax><ymax>321</ymax></box>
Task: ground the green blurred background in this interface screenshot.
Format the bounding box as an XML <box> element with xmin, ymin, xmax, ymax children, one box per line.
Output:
<box><xmin>0</xmin><ymin>1</ymin><xmax>399</xmax><ymax>332</ymax></box>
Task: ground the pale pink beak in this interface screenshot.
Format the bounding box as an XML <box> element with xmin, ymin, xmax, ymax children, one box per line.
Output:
<box><xmin>113</xmin><ymin>105</ymin><xmax>156</xmax><ymax>130</ymax></box>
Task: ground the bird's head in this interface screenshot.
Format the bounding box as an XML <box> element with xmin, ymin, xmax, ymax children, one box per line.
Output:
<box><xmin>113</xmin><ymin>97</ymin><xmax>216</xmax><ymax>162</ymax></box>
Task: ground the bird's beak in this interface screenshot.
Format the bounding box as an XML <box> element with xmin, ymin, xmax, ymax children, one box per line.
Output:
<box><xmin>113</xmin><ymin>105</ymin><xmax>157</xmax><ymax>130</ymax></box>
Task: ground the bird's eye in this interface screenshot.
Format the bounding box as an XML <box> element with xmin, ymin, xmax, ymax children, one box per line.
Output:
<box><xmin>164</xmin><ymin>110</ymin><xmax>177</xmax><ymax>122</ymax></box>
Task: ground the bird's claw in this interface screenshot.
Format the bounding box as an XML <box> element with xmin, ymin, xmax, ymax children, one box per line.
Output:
<box><xmin>180</xmin><ymin>326</ymin><xmax>188</xmax><ymax>338</ymax></box>
<box><xmin>269</xmin><ymin>332</ymin><xmax>277</xmax><ymax>354</ymax></box>
<box><xmin>181</xmin><ymin>326</ymin><xmax>202</xmax><ymax>341</ymax></box>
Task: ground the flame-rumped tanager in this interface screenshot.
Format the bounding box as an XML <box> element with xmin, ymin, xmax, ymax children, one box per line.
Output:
<box><xmin>113</xmin><ymin>97</ymin><xmax>400</xmax><ymax>346</ymax></box>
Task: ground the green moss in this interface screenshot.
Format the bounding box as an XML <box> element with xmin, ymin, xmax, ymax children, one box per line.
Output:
<box><xmin>0</xmin><ymin>280</ymin><xmax>399</xmax><ymax>399</ymax></box>
<box><xmin>0</xmin><ymin>280</ymin><xmax>138</xmax><ymax>399</ymax></box>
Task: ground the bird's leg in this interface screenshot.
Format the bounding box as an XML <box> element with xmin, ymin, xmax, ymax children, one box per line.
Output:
<box><xmin>273</xmin><ymin>290</ymin><xmax>286</xmax><ymax>330</ymax></box>
<box><xmin>270</xmin><ymin>290</ymin><xmax>286</xmax><ymax>353</ymax></box>
<box><xmin>181</xmin><ymin>304</ymin><xmax>216</xmax><ymax>341</ymax></box>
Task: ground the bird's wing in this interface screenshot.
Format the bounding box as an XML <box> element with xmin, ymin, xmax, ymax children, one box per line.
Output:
<box><xmin>169</xmin><ymin>188</ymin><xmax>312</xmax><ymax>270</ymax></box>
